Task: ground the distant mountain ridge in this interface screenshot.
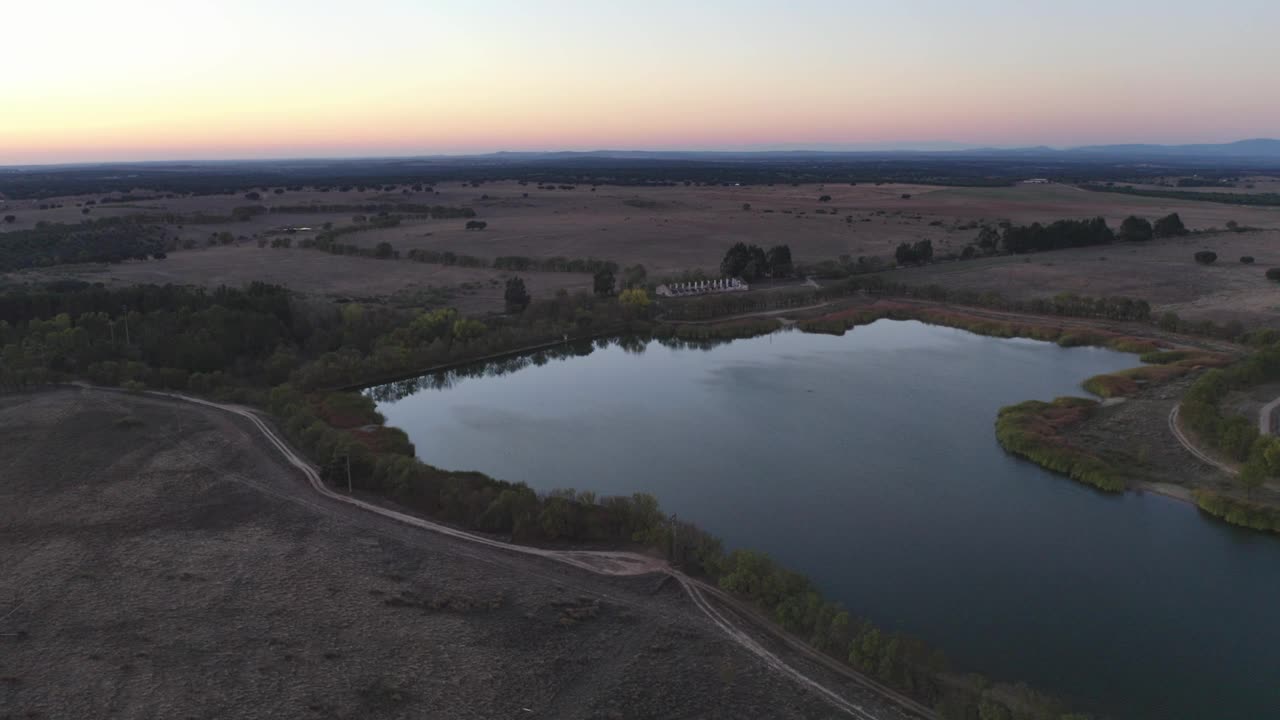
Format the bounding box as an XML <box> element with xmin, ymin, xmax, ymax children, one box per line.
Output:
<box><xmin>484</xmin><ymin>139</ymin><xmax>1280</xmax><ymax>162</ymax></box>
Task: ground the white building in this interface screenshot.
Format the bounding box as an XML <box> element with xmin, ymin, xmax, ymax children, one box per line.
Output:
<box><xmin>655</xmin><ymin>277</ymin><xmax>749</xmax><ymax>297</ymax></box>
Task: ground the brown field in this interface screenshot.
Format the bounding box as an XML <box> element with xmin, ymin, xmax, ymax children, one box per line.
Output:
<box><xmin>1</xmin><ymin>246</ymin><xmax>591</xmax><ymax>314</ymax></box>
<box><xmin>4</xmin><ymin>179</ymin><xmax>1280</xmax><ymax>316</ymax></box>
<box><xmin>1118</xmin><ymin>176</ymin><xmax>1280</xmax><ymax>195</ymax></box>
<box><xmin>1</xmin><ymin>388</ymin><xmax>902</xmax><ymax>719</ymax></box>
<box><xmin>882</xmin><ymin>229</ymin><xmax>1280</xmax><ymax>326</ymax></box>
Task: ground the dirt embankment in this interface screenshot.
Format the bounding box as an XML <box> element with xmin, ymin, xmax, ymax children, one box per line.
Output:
<box><xmin>0</xmin><ymin>389</ymin><xmax>910</xmax><ymax>720</ymax></box>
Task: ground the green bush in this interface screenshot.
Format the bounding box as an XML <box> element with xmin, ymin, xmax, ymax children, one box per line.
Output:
<box><xmin>995</xmin><ymin>398</ymin><xmax>1126</xmax><ymax>492</ymax></box>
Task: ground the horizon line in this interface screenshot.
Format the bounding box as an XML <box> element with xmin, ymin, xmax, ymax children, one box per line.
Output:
<box><xmin>3</xmin><ymin>137</ymin><xmax>1277</xmax><ymax>170</ymax></box>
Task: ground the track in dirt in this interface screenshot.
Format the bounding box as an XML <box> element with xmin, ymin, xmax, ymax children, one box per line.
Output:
<box><xmin>1168</xmin><ymin>405</ymin><xmax>1236</xmax><ymax>476</ymax></box>
<box><xmin>119</xmin><ymin>387</ymin><xmax>933</xmax><ymax>720</ymax></box>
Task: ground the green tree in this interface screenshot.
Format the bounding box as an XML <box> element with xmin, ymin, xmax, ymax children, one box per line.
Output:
<box><xmin>504</xmin><ymin>276</ymin><xmax>531</xmax><ymax>313</ymax></box>
<box><xmin>765</xmin><ymin>245</ymin><xmax>793</xmax><ymax>277</ymax></box>
<box><xmin>619</xmin><ymin>287</ymin><xmax>650</xmax><ymax>309</ymax></box>
<box><xmin>593</xmin><ymin>267</ymin><xmax>615</xmax><ymax>296</ymax></box>
<box><xmin>1154</xmin><ymin>212</ymin><xmax>1188</xmax><ymax>238</ymax></box>
<box><xmin>720</xmin><ymin>242</ymin><xmax>750</xmax><ymax>277</ymax></box>
<box><xmin>622</xmin><ymin>263</ymin><xmax>648</xmax><ymax>288</ymax></box>
<box><xmin>911</xmin><ymin>239</ymin><xmax>934</xmax><ymax>264</ymax></box>
<box><xmin>1118</xmin><ymin>216</ymin><xmax>1154</xmax><ymax>242</ymax></box>
<box><xmin>1240</xmin><ymin>459</ymin><xmax>1266</xmax><ymax>498</ymax></box>
<box><xmin>975</xmin><ymin>226</ymin><xmax>1000</xmax><ymax>251</ymax></box>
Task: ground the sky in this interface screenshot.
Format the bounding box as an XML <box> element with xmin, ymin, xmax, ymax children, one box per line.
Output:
<box><xmin>3</xmin><ymin>0</ymin><xmax>1278</xmax><ymax>164</ymax></box>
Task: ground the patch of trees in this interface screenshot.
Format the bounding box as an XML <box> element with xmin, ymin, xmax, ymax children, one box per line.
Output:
<box><xmin>492</xmin><ymin>255</ymin><xmax>616</xmax><ymax>274</ymax></box>
<box><xmin>1153</xmin><ymin>212</ymin><xmax>1188</xmax><ymax>238</ymax></box>
<box><xmin>1117</xmin><ymin>216</ymin><xmax>1152</xmax><ymax>242</ymax></box>
<box><xmin>1081</xmin><ymin>184</ymin><xmax>1280</xmax><ymax>207</ymax></box>
<box><xmin>894</xmin><ymin>240</ymin><xmax>933</xmax><ymax>266</ymax></box>
<box><xmin>1176</xmin><ymin>178</ymin><xmax>1235</xmax><ymax>188</ymax></box>
<box><xmin>503</xmin><ymin>277</ymin><xmax>530</xmax><ymax>312</ymax></box>
<box><xmin>405</xmin><ymin>249</ymin><xmax>491</xmax><ymax>268</ymax></box>
<box><xmin>265</xmin><ymin>203</ymin><xmax>475</xmax><ymax>219</ymax></box>
<box><xmin>1180</xmin><ymin>344</ymin><xmax>1280</xmax><ymax>506</ymax></box>
<box><xmin>0</xmin><ymin>283</ymin><xmax>311</xmax><ymax>388</ymax></box>
<box><xmin>0</xmin><ymin>217</ymin><xmax>167</xmax><ymax>271</ymax></box>
<box><xmin>1194</xmin><ymin>251</ymin><xmax>1217</xmax><ymax>265</ymax></box>
<box><xmin>1192</xmin><ymin>489</ymin><xmax>1280</xmax><ymax>534</ymax></box>
<box><xmin>719</xmin><ymin>242</ymin><xmax>793</xmax><ymax>281</ymax></box>
<box><xmin>593</xmin><ymin>267</ymin><xmax>615</xmax><ymax>296</ymax></box>
<box><xmin>1002</xmin><ymin>217</ymin><xmax>1115</xmax><ymax>253</ymax></box>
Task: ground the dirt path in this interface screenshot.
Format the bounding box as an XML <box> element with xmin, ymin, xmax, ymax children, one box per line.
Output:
<box><xmin>1168</xmin><ymin>405</ymin><xmax>1237</xmax><ymax>476</ymax></box>
<box><xmin>1260</xmin><ymin>396</ymin><xmax>1280</xmax><ymax>435</ymax></box>
<box><xmin>115</xmin><ymin>386</ymin><xmax>933</xmax><ymax>720</ymax></box>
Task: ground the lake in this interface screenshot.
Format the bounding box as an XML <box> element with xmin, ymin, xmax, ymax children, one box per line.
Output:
<box><xmin>370</xmin><ymin>320</ymin><xmax>1280</xmax><ymax>719</ymax></box>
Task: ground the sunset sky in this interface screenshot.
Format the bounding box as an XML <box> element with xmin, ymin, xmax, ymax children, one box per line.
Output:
<box><xmin>4</xmin><ymin>0</ymin><xmax>1278</xmax><ymax>164</ymax></box>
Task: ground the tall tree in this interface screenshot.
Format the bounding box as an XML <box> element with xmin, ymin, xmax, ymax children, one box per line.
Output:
<box><xmin>1119</xmin><ymin>216</ymin><xmax>1154</xmax><ymax>242</ymax></box>
<box><xmin>1154</xmin><ymin>212</ymin><xmax>1188</xmax><ymax>238</ymax></box>
<box><xmin>504</xmin><ymin>276</ymin><xmax>531</xmax><ymax>312</ymax></box>
<box><xmin>766</xmin><ymin>245</ymin><xmax>793</xmax><ymax>277</ymax></box>
<box><xmin>720</xmin><ymin>242</ymin><xmax>751</xmax><ymax>278</ymax></box>
<box><xmin>593</xmin><ymin>267</ymin><xmax>615</xmax><ymax>296</ymax></box>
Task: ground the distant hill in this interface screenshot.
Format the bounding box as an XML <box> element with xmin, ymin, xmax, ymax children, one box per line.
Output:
<box><xmin>485</xmin><ymin>140</ymin><xmax>1280</xmax><ymax>163</ymax></box>
<box><xmin>1063</xmin><ymin>139</ymin><xmax>1280</xmax><ymax>159</ymax></box>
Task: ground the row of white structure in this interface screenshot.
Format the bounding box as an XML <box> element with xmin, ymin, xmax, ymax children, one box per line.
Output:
<box><xmin>654</xmin><ymin>278</ymin><xmax>749</xmax><ymax>297</ymax></box>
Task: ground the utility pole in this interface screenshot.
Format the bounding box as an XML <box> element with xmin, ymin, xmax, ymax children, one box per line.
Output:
<box><xmin>345</xmin><ymin>453</ymin><xmax>352</xmax><ymax>494</ymax></box>
<box><xmin>121</xmin><ymin>305</ymin><xmax>130</xmax><ymax>346</ymax></box>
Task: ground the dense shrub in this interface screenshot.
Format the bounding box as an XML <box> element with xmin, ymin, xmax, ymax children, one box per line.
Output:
<box><xmin>1194</xmin><ymin>251</ymin><xmax>1217</xmax><ymax>265</ymax></box>
<box><xmin>995</xmin><ymin>398</ymin><xmax>1126</xmax><ymax>491</ymax></box>
<box><xmin>1241</xmin><ymin>256</ymin><xmax>1255</xmax><ymax>264</ymax></box>
<box><xmin>1153</xmin><ymin>212</ymin><xmax>1188</xmax><ymax>238</ymax></box>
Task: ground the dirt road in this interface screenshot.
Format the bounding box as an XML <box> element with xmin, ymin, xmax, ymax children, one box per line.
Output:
<box><xmin>1260</xmin><ymin>396</ymin><xmax>1280</xmax><ymax>435</ymax></box>
<box><xmin>1168</xmin><ymin>405</ymin><xmax>1237</xmax><ymax>476</ymax></box>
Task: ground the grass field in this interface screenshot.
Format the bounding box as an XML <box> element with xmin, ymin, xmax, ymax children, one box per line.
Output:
<box><xmin>883</xmin><ymin>229</ymin><xmax>1280</xmax><ymax>326</ymax></box>
<box><xmin>4</xmin><ymin>179</ymin><xmax>1280</xmax><ymax>316</ymax></box>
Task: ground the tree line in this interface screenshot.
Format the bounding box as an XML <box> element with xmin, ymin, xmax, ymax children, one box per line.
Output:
<box><xmin>719</xmin><ymin>242</ymin><xmax>793</xmax><ymax>280</ymax></box>
<box><xmin>0</xmin><ymin>217</ymin><xmax>168</xmax><ymax>271</ymax></box>
<box><xmin>1081</xmin><ymin>184</ymin><xmax>1280</xmax><ymax>207</ymax></box>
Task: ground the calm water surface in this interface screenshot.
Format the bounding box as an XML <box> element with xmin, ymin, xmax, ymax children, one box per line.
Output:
<box><xmin>371</xmin><ymin>320</ymin><xmax>1280</xmax><ymax>719</ymax></box>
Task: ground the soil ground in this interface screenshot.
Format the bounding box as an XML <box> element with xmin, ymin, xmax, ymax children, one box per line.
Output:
<box><xmin>4</xmin><ymin>180</ymin><xmax>1279</xmax><ymax>315</ymax></box>
<box><xmin>883</xmin><ymin>230</ymin><xmax>1280</xmax><ymax>327</ymax></box>
<box><xmin>0</xmin><ymin>388</ymin><xmax>910</xmax><ymax>720</ymax></box>
<box><xmin>0</xmin><ymin>246</ymin><xmax>591</xmax><ymax>314</ymax></box>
